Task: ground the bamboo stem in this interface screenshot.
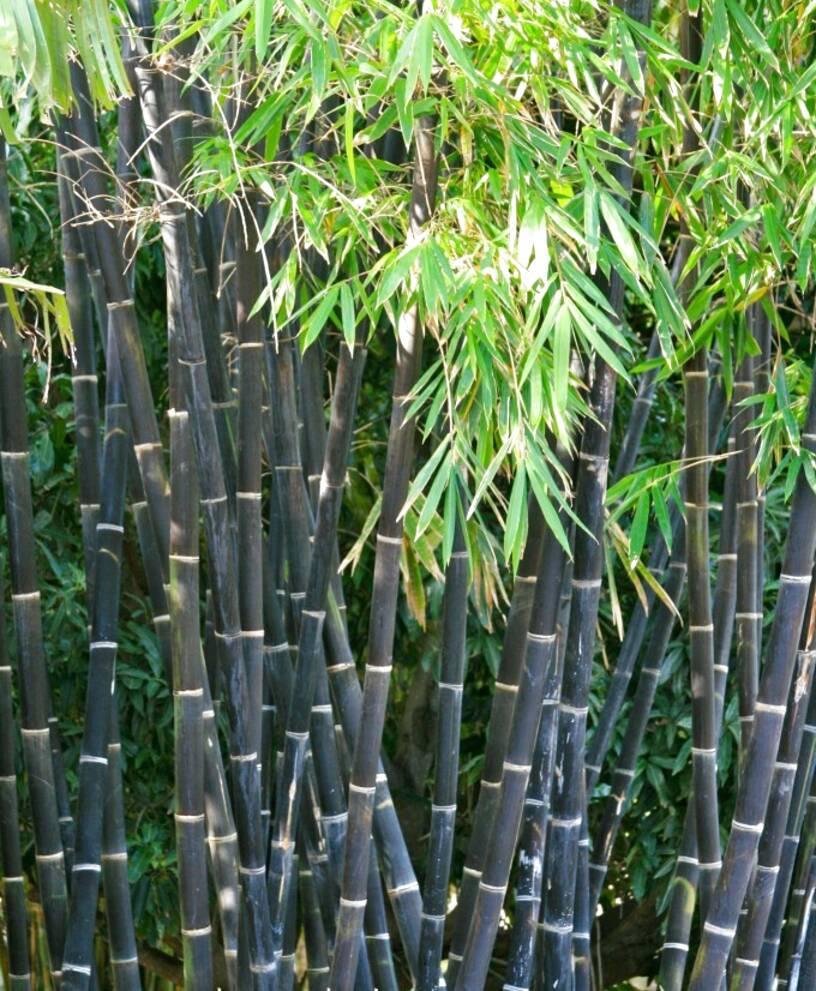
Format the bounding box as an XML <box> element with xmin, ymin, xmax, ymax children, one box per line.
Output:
<box><xmin>329</xmin><ymin>109</ymin><xmax>437</xmax><ymax>991</ymax></box>
<box><xmin>0</xmin><ymin>144</ymin><xmax>68</xmax><ymax>987</ymax></box>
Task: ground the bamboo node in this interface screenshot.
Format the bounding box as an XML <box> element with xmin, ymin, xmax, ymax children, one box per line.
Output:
<box><xmin>503</xmin><ymin>760</ymin><xmax>532</xmax><ymax>773</ymax></box>
<box><xmin>72</xmin><ymin>862</ymin><xmax>102</xmax><ymax>873</ymax></box>
<box><xmin>703</xmin><ymin>921</ymin><xmax>736</xmax><ymax>937</ymax></box>
<box><xmin>96</xmin><ymin>521</ymin><xmax>124</xmax><ymax>534</ymax></box>
<box><xmin>572</xmin><ymin>577</ymin><xmax>602</xmax><ymax>589</ymax></box>
<box><xmin>549</xmin><ymin>815</ymin><xmax>582</xmax><ymax>829</ymax></box>
<box><xmin>662</xmin><ymin>942</ymin><xmax>690</xmax><ymax>951</ymax></box>
<box><xmin>731</xmin><ymin>819</ymin><xmax>763</xmax><ymax>834</ymax></box>
<box><xmin>349</xmin><ymin>783</ymin><xmax>376</xmax><ymax>796</ymax></box>
<box><xmin>79</xmin><ymin>754</ymin><xmax>109</xmax><ymax>765</ymax></box>
<box><xmin>479</xmin><ymin>880</ymin><xmax>507</xmax><ymax>894</ymax></box>
<box><xmin>238</xmin><ymin>864</ymin><xmax>265</xmax><ymax>876</ymax></box>
<box><xmin>753</xmin><ymin>701</ymin><xmax>787</xmax><ymax>716</ymax></box>
<box><xmin>734</xmin><ymin>959</ymin><xmax>759</xmax><ymax>969</ymax></box>
<box><xmin>559</xmin><ymin>703</ymin><xmax>589</xmax><ymax>717</ymax></box>
<box><xmin>106</xmin><ymin>299</ymin><xmax>135</xmax><ymax>311</ymax></box>
<box><xmin>494</xmin><ymin>681</ymin><xmax>519</xmax><ymax>693</ymax></box>
<box><xmin>63</xmin><ymin>964</ymin><xmax>93</xmax><ymax>976</ymax></box>
<box><xmin>181</xmin><ymin>925</ymin><xmax>212</xmax><ymax>937</ymax></box>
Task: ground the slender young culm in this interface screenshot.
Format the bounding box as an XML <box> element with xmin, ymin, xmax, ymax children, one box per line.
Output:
<box><xmin>0</xmin><ymin>570</ymin><xmax>32</xmax><ymax>991</ymax></box>
<box><xmin>688</xmin><ymin>370</ymin><xmax>816</xmax><ymax>989</ymax></box>
<box><xmin>60</xmin><ymin>333</ymin><xmax>129</xmax><ymax>991</ymax></box>
<box><xmin>329</xmin><ymin>106</ymin><xmax>437</xmax><ymax>991</ymax></box>
<box><xmin>0</xmin><ymin>142</ymin><xmax>68</xmax><ymax>986</ymax></box>
<box><xmin>169</xmin><ymin>409</ymin><xmax>214</xmax><ymax>990</ymax></box>
<box><xmin>417</xmin><ymin>514</ymin><xmax>469</xmax><ymax>991</ymax></box>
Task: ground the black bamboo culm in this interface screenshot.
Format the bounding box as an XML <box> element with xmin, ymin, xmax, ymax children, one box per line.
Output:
<box><xmin>541</xmin><ymin>365</ymin><xmax>616</xmax><ymax>991</ymax></box>
<box><xmin>57</xmin><ymin>165</ymin><xmax>101</xmax><ymax>608</ymax></box>
<box><xmin>417</xmin><ymin>513</ymin><xmax>470</xmax><ymax>991</ymax></box>
<box><xmin>453</xmin><ymin>461</ymin><xmax>571</xmax><ymax>991</ymax></box>
<box><xmin>734</xmin><ymin>348</ymin><xmax>761</xmax><ymax>763</ymax></box>
<box><xmin>235</xmin><ymin>193</ymin><xmax>265</xmax><ymax>777</ymax></box>
<box><xmin>447</xmin><ymin>498</ymin><xmax>545</xmax><ymax>977</ymax></box>
<box><xmin>169</xmin><ymin>409</ymin><xmax>214</xmax><ymax>990</ymax></box>
<box><xmin>0</xmin><ymin>569</ymin><xmax>32</xmax><ymax>991</ymax></box>
<box><xmin>60</xmin><ymin>66</ymin><xmax>171</xmax><ymax>565</ymax></box>
<box><xmin>0</xmin><ymin>144</ymin><xmax>69</xmax><ymax>985</ymax></box>
<box><xmin>502</xmin><ymin>557</ymin><xmax>573</xmax><ymax>991</ymax></box>
<box><xmin>266</xmin><ymin>329</ymin><xmax>367</xmax><ymax>947</ymax></box>
<box><xmin>784</xmin><ymin>856</ymin><xmax>816</xmax><ymax>991</ymax></box>
<box><xmin>100</xmin><ymin>69</ymin><xmax>150</xmax><ymax>991</ymax></box>
<box><xmin>684</xmin><ymin>342</ymin><xmax>721</xmax><ymax>915</ymax></box>
<box><xmin>62</xmin><ymin>94</ymin><xmax>241</xmax><ymax>984</ymax></box>
<box><xmin>61</xmin><ymin>65</ymin><xmax>143</xmax><ymax>991</ymax></box>
<box><xmin>798</xmin><ymin>908</ymin><xmax>816</xmax><ymax>991</ymax></box>
<box><xmin>778</xmin><ymin>786</ymin><xmax>816</xmax><ymax>988</ymax></box>
<box><xmin>129</xmin><ymin>30</ymin><xmax>275</xmax><ymax>985</ymax></box>
<box><xmin>263</xmin><ymin>333</ymin><xmax>389</xmax><ymax>990</ymax></box>
<box><xmin>329</xmin><ymin>108</ymin><xmax>437</xmax><ymax>991</ymax></box>
<box><xmin>756</xmin><ymin>681</ymin><xmax>816</xmax><ymax>988</ymax></box>
<box><xmin>60</xmin><ymin>329</ymin><xmax>129</xmax><ymax>991</ymax></box>
<box><xmin>587</xmin><ymin>376</ymin><xmax>728</xmax><ymax>794</ymax></box>
<box><xmin>588</xmin><ymin>551</ymin><xmax>687</xmax><ymax>916</ymax></box>
<box><xmin>687</xmin><ymin>369</ymin><xmax>816</xmax><ymax>989</ymax></box>
<box><xmin>731</xmin><ymin>631</ymin><xmax>816</xmax><ymax>989</ymax></box>
<box><xmin>100</xmin><ymin>705</ymin><xmax>141</xmax><ymax>991</ymax></box>
<box><xmin>657</xmin><ymin>377</ymin><xmax>732</xmax><ymax>991</ymax></box>
<box><xmin>541</xmin><ymin>1</ymin><xmax>650</xmax><ymax>976</ymax></box>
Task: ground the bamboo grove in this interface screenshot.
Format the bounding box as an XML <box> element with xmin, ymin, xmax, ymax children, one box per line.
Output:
<box><xmin>1</xmin><ymin>0</ymin><xmax>816</xmax><ymax>988</ymax></box>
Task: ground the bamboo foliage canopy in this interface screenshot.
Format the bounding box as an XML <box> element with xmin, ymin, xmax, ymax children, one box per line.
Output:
<box><xmin>0</xmin><ymin>0</ymin><xmax>816</xmax><ymax>989</ymax></box>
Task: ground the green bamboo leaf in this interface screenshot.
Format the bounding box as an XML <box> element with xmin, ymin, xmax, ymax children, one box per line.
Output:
<box><xmin>417</xmin><ymin>450</ymin><xmax>453</xmax><ymax>537</ymax></box>
<box><xmin>527</xmin><ymin>466</ymin><xmax>572</xmax><ymax>559</ymax></box>
<box><xmin>377</xmin><ymin>243</ymin><xmax>421</xmax><ymax>306</ymax></box>
<box><xmin>339</xmin><ymin>493</ymin><xmax>382</xmax><ymax>574</ymax></box>
<box><xmin>340</xmin><ymin>283</ymin><xmax>356</xmax><ymax>351</ymax></box>
<box><xmin>256</xmin><ymin>0</ymin><xmax>274</xmax><ymax>59</ymax></box>
<box><xmin>584</xmin><ymin>185</ymin><xmax>600</xmax><ymax>274</ymax></box>
<box><xmin>504</xmin><ymin>468</ymin><xmax>528</xmax><ymax>570</ymax></box>
<box><xmin>345</xmin><ymin>101</ymin><xmax>356</xmax><ymax>185</ymax></box>
<box><xmin>302</xmin><ymin>285</ymin><xmax>339</xmax><ymax>350</ymax></box>
<box><xmin>403</xmin><ymin>434</ymin><xmax>452</xmax><ymax>520</ymax></box>
<box><xmin>618</xmin><ymin>23</ymin><xmax>644</xmax><ymax>94</ymax></box>
<box><xmin>553</xmin><ymin>302</ymin><xmax>570</xmax><ymax>413</ymax></box>
<box><xmin>441</xmin><ymin>474</ymin><xmax>458</xmax><ymax>566</ymax></box>
<box><xmin>629</xmin><ymin>490</ymin><xmax>650</xmax><ymax>565</ymax></box>
<box><xmin>430</xmin><ymin>16</ymin><xmax>479</xmax><ymax>84</ymax></box>
<box><xmin>411</xmin><ymin>14</ymin><xmax>434</xmax><ymax>94</ymax></box>
<box><xmin>725</xmin><ymin>0</ymin><xmax>779</xmax><ymax>70</ymax></box>
<box><xmin>200</xmin><ymin>0</ymin><xmax>253</xmax><ymax>50</ymax></box>
<box><xmin>652</xmin><ymin>484</ymin><xmax>673</xmax><ymax>552</ymax></box>
<box><xmin>600</xmin><ymin>191</ymin><xmax>643</xmax><ymax>278</ymax></box>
